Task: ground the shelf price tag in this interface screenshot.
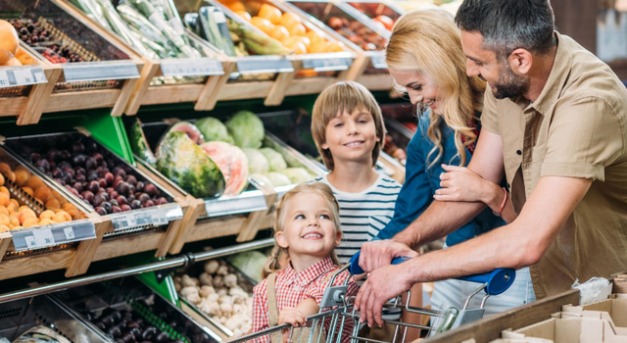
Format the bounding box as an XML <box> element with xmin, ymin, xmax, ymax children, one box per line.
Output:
<box><xmin>11</xmin><ymin>220</ymin><xmax>96</xmax><ymax>251</ymax></box>
<box><xmin>151</xmin><ymin>212</ymin><xmax>169</xmax><ymax>226</ymax></box>
<box><xmin>160</xmin><ymin>58</ymin><xmax>224</xmax><ymax>77</ymax></box>
<box><xmin>112</xmin><ymin>214</ymin><xmax>137</xmax><ymax>231</ymax></box>
<box><xmin>236</xmin><ymin>57</ymin><xmax>293</xmax><ymax>75</ymax></box>
<box><xmin>0</xmin><ymin>66</ymin><xmax>47</xmax><ymax>88</ymax></box>
<box><xmin>370</xmin><ymin>54</ymin><xmax>387</xmax><ymax>69</ymax></box>
<box><xmin>62</xmin><ymin>61</ymin><xmax>140</xmax><ymax>82</ymax></box>
<box><xmin>302</xmin><ymin>57</ymin><xmax>352</xmax><ymax>71</ymax></box>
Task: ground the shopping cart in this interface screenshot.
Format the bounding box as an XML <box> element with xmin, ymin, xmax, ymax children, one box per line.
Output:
<box><xmin>229</xmin><ymin>254</ymin><xmax>515</xmax><ymax>343</ymax></box>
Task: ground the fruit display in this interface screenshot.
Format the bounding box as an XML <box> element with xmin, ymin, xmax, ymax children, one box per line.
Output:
<box><xmin>131</xmin><ymin>111</ymin><xmax>320</xmax><ymax>200</ymax></box>
<box><xmin>0</xmin><ymin>19</ymin><xmax>37</xmax><ymax>66</ymax></box>
<box><xmin>174</xmin><ymin>259</ymin><xmax>254</xmax><ymax>338</ymax></box>
<box><xmin>53</xmin><ymin>277</ymin><xmax>219</xmax><ymax>343</ymax></box>
<box><xmin>3</xmin><ymin>133</ymin><xmax>174</xmax><ymax>216</ymax></box>
<box><xmin>216</xmin><ymin>1</ymin><xmax>346</xmax><ymax>56</ymax></box>
<box><xmin>0</xmin><ymin>149</ymin><xmax>86</xmax><ymax>233</ymax></box>
<box><xmin>8</xmin><ymin>18</ymin><xmax>90</xmax><ymax>65</ymax></box>
<box><xmin>286</xmin><ymin>1</ymin><xmax>387</xmax><ymax>51</ymax></box>
<box><xmin>346</xmin><ymin>2</ymin><xmax>400</xmax><ymax>31</ymax></box>
<box><xmin>71</xmin><ymin>0</ymin><xmax>203</xmax><ymax>60</ymax></box>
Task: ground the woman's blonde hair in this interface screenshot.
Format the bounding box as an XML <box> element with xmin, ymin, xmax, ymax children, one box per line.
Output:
<box><xmin>262</xmin><ymin>182</ymin><xmax>342</xmax><ymax>278</ymax></box>
<box><xmin>311</xmin><ymin>81</ymin><xmax>386</xmax><ymax>171</ymax></box>
<box><xmin>386</xmin><ymin>9</ymin><xmax>485</xmax><ymax>167</ymax></box>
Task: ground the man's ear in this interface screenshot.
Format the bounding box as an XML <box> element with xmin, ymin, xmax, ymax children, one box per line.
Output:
<box><xmin>509</xmin><ymin>48</ymin><xmax>532</xmax><ymax>75</ymax></box>
<box><xmin>276</xmin><ymin>231</ymin><xmax>288</xmax><ymax>249</ymax></box>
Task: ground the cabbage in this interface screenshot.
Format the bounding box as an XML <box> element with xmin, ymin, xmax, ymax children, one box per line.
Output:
<box><xmin>243</xmin><ymin>148</ymin><xmax>269</xmax><ymax>174</ymax></box>
<box><xmin>227</xmin><ymin>250</ymin><xmax>268</xmax><ymax>282</ymax></box>
<box><xmin>259</xmin><ymin>147</ymin><xmax>287</xmax><ymax>172</ymax></box>
<box><xmin>196</xmin><ymin>116</ymin><xmax>234</xmax><ymax>144</ymax></box>
<box><xmin>281</xmin><ymin>167</ymin><xmax>312</xmax><ymax>184</ymax></box>
<box><xmin>266</xmin><ymin>172</ymin><xmax>291</xmax><ymax>187</ymax></box>
<box><xmin>226</xmin><ymin>110</ymin><xmax>265</xmax><ymax>148</ymax></box>
<box><xmin>250</xmin><ymin>173</ymin><xmax>273</xmax><ymax>188</ymax></box>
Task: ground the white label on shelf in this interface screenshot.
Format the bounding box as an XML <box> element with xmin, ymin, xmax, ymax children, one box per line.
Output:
<box><xmin>370</xmin><ymin>54</ymin><xmax>388</xmax><ymax>69</ymax></box>
<box><xmin>151</xmin><ymin>211</ymin><xmax>169</xmax><ymax>226</ymax></box>
<box><xmin>62</xmin><ymin>61</ymin><xmax>140</xmax><ymax>82</ymax></box>
<box><xmin>64</xmin><ymin>226</ymin><xmax>75</xmax><ymax>240</ymax></box>
<box><xmin>160</xmin><ymin>58</ymin><xmax>224</xmax><ymax>77</ymax></box>
<box><xmin>32</xmin><ymin>228</ymin><xmax>55</xmax><ymax>247</ymax></box>
<box><xmin>302</xmin><ymin>57</ymin><xmax>351</xmax><ymax>71</ymax></box>
<box><xmin>113</xmin><ymin>214</ymin><xmax>137</xmax><ymax>231</ymax></box>
<box><xmin>236</xmin><ymin>58</ymin><xmax>293</xmax><ymax>74</ymax></box>
<box><xmin>0</xmin><ymin>66</ymin><xmax>47</xmax><ymax>88</ymax></box>
<box><xmin>134</xmin><ymin>212</ymin><xmax>152</xmax><ymax>226</ymax></box>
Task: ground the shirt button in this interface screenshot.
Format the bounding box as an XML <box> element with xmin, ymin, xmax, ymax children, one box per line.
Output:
<box><xmin>516</xmin><ymin>150</ymin><xmax>522</xmax><ymax>155</ymax></box>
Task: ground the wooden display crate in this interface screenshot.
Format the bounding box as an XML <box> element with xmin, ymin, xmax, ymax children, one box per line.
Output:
<box><xmin>283</xmin><ymin>0</ymin><xmax>394</xmax><ymax>92</ymax></box>
<box><xmin>205</xmin><ymin>0</ymin><xmax>357</xmax><ymax>105</ymax></box>
<box><xmin>2</xmin><ymin>0</ymin><xmax>145</xmax><ymax>124</ymax></box>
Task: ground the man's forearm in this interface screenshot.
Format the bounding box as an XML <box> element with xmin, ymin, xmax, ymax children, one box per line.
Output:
<box><xmin>393</xmin><ymin>200</ymin><xmax>486</xmax><ymax>249</ymax></box>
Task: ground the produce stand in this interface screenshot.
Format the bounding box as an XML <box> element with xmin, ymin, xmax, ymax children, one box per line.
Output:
<box><xmin>1</xmin><ymin>0</ymin><xmax>143</xmax><ymax>124</ymax></box>
<box><xmin>283</xmin><ymin>0</ymin><xmax>394</xmax><ymax>91</ymax></box>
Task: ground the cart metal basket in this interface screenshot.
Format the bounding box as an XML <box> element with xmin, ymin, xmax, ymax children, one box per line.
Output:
<box><xmin>229</xmin><ymin>253</ymin><xmax>516</xmax><ymax>342</ymax></box>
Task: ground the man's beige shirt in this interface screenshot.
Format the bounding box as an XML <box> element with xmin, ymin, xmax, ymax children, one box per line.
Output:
<box><xmin>482</xmin><ymin>32</ymin><xmax>627</xmax><ymax>298</ymax></box>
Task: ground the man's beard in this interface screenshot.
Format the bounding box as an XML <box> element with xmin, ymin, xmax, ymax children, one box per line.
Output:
<box><xmin>492</xmin><ymin>66</ymin><xmax>529</xmax><ymax>99</ymax></box>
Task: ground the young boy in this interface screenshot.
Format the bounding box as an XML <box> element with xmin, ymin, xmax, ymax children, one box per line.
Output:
<box><xmin>311</xmin><ymin>81</ymin><xmax>402</xmax><ymax>264</ymax></box>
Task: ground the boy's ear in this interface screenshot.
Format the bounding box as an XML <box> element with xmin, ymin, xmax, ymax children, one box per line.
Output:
<box><xmin>276</xmin><ymin>231</ymin><xmax>289</xmax><ymax>249</ymax></box>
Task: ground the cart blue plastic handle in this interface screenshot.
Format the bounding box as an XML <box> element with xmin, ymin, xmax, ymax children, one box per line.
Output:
<box><xmin>348</xmin><ymin>252</ymin><xmax>516</xmax><ymax>296</ymax></box>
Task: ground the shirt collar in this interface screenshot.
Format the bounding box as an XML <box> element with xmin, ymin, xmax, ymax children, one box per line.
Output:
<box><xmin>529</xmin><ymin>32</ymin><xmax>571</xmax><ymax>116</ymax></box>
<box><xmin>283</xmin><ymin>257</ymin><xmax>336</xmax><ymax>286</ymax></box>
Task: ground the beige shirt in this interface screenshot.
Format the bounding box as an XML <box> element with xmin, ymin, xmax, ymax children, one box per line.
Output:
<box><xmin>482</xmin><ymin>32</ymin><xmax>627</xmax><ymax>298</ymax></box>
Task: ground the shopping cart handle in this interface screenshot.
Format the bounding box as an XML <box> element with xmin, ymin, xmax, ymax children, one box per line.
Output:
<box><xmin>348</xmin><ymin>251</ymin><xmax>408</xmax><ymax>275</ymax></box>
<box><xmin>458</xmin><ymin>268</ymin><xmax>516</xmax><ymax>296</ymax></box>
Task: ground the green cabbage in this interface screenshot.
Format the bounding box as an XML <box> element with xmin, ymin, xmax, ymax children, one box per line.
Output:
<box><xmin>227</xmin><ymin>250</ymin><xmax>268</xmax><ymax>282</ymax></box>
<box><xmin>196</xmin><ymin>116</ymin><xmax>234</xmax><ymax>144</ymax></box>
<box><xmin>281</xmin><ymin>167</ymin><xmax>312</xmax><ymax>184</ymax></box>
<box><xmin>243</xmin><ymin>148</ymin><xmax>269</xmax><ymax>174</ymax></box>
<box><xmin>266</xmin><ymin>172</ymin><xmax>291</xmax><ymax>187</ymax></box>
<box><xmin>226</xmin><ymin>110</ymin><xmax>265</xmax><ymax>148</ymax></box>
<box><xmin>259</xmin><ymin>147</ymin><xmax>287</xmax><ymax>172</ymax></box>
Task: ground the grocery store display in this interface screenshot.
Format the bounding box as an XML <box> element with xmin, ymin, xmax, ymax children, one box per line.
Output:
<box><xmin>4</xmin><ymin>133</ymin><xmax>174</xmax><ymax>216</ymax></box>
<box><xmin>346</xmin><ymin>1</ymin><xmax>401</xmax><ymax>31</ymax></box>
<box><xmin>0</xmin><ymin>20</ymin><xmax>37</xmax><ymax>66</ymax></box>
<box><xmin>53</xmin><ymin>277</ymin><xmax>220</xmax><ymax>343</ymax></box>
<box><xmin>174</xmin><ymin>259</ymin><xmax>254</xmax><ymax>338</ymax></box>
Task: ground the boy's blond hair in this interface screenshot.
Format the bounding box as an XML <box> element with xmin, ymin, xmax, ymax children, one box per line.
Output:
<box><xmin>311</xmin><ymin>81</ymin><xmax>386</xmax><ymax>171</ymax></box>
<box><xmin>262</xmin><ymin>182</ymin><xmax>342</xmax><ymax>278</ymax></box>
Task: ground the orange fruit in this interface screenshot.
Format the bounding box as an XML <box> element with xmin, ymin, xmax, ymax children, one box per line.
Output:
<box><xmin>26</xmin><ymin>176</ymin><xmax>43</xmax><ymax>190</ymax></box>
<box><xmin>14</xmin><ymin>169</ymin><xmax>28</xmax><ymax>186</ymax></box>
<box><xmin>0</xmin><ymin>192</ymin><xmax>9</xmax><ymax>207</ymax></box>
<box><xmin>226</xmin><ymin>1</ymin><xmax>246</xmax><ymax>12</ymax></box>
<box><xmin>0</xmin><ymin>49</ymin><xmax>12</xmax><ymax>65</ymax></box>
<box><xmin>7</xmin><ymin>199</ymin><xmax>18</xmax><ymax>213</ymax></box>
<box><xmin>279</xmin><ymin>12</ymin><xmax>302</xmax><ymax>31</ymax></box>
<box><xmin>0</xmin><ymin>20</ymin><xmax>19</xmax><ymax>55</ymax></box>
<box><xmin>287</xmin><ymin>23</ymin><xmax>307</xmax><ymax>36</ymax></box>
<box><xmin>250</xmin><ymin>16</ymin><xmax>275</xmax><ymax>35</ymax></box>
<box><xmin>39</xmin><ymin>210</ymin><xmax>55</xmax><ymax>221</ymax></box>
<box><xmin>38</xmin><ymin>218</ymin><xmax>54</xmax><ymax>226</ymax></box>
<box><xmin>306</xmin><ymin>30</ymin><xmax>325</xmax><ymax>46</ymax></box>
<box><xmin>235</xmin><ymin>10</ymin><xmax>252</xmax><ymax>21</ymax></box>
<box><xmin>257</xmin><ymin>4</ymin><xmax>282</xmax><ymax>25</ymax></box>
<box><xmin>34</xmin><ymin>186</ymin><xmax>51</xmax><ymax>202</ymax></box>
<box><xmin>268</xmin><ymin>25</ymin><xmax>290</xmax><ymax>41</ymax></box>
<box><xmin>0</xmin><ymin>206</ymin><xmax>8</xmax><ymax>216</ymax></box>
<box><xmin>283</xmin><ymin>37</ymin><xmax>307</xmax><ymax>54</ymax></box>
<box><xmin>5</xmin><ymin>57</ymin><xmax>21</xmax><ymax>66</ymax></box>
<box><xmin>21</xmin><ymin>186</ymin><xmax>33</xmax><ymax>196</ymax></box>
<box><xmin>46</xmin><ymin>198</ymin><xmax>61</xmax><ymax>210</ymax></box>
<box><xmin>53</xmin><ymin>210</ymin><xmax>71</xmax><ymax>223</ymax></box>
<box><xmin>17</xmin><ymin>207</ymin><xmax>36</xmax><ymax>224</ymax></box>
<box><xmin>21</xmin><ymin>216</ymin><xmax>38</xmax><ymax>228</ymax></box>
<box><xmin>0</xmin><ymin>224</ymin><xmax>9</xmax><ymax>233</ymax></box>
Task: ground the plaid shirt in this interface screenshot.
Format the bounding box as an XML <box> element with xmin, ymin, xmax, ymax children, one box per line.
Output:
<box><xmin>251</xmin><ymin>257</ymin><xmax>358</xmax><ymax>342</ymax></box>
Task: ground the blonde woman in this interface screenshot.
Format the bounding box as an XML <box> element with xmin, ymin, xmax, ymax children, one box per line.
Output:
<box><xmin>367</xmin><ymin>9</ymin><xmax>535</xmax><ymax>324</ymax></box>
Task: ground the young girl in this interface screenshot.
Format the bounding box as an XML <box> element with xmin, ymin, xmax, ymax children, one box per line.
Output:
<box><xmin>251</xmin><ymin>182</ymin><xmax>357</xmax><ymax>343</ymax></box>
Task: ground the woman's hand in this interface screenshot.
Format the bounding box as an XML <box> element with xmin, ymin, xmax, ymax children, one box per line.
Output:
<box><xmin>434</xmin><ymin>164</ymin><xmax>497</xmax><ymax>204</ymax></box>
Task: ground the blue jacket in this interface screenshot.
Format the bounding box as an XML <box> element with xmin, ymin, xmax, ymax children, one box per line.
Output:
<box><xmin>376</xmin><ymin>114</ymin><xmax>505</xmax><ymax>246</ymax></box>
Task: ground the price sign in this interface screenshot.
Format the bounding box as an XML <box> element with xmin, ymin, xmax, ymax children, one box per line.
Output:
<box><xmin>236</xmin><ymin>57</ymin><xmax>293</xmax><ymax>74</ymax></box>
<box><xmin>62</xmin><ymin>61</ymin><xmax>139</xmax><ymax>82</ymax></box>
<box><xmin>370</xmin><ymin>54</ymin><xmax>388</xmax><ymax>69</ymax></box>
<box><xmin>302</xmin><ymin>57</ymin><xmax>351</xmax><ymax>71</ymax></box>
<box><xmin>0</xmin><ymin>66</ymin><xmax>47</xmax><ymax>88</ymax></box>
<box><xmin>11</xmin><ymin>220</ymin><xmax>96</xmax><ymax>251</ymax></box>
<box><xmin>151</xmin><ymin>211</ymin><xmax>169</xmax><ymax>226</ymax></box>
<box><xmin>160</xmin><ymin>58</ymin><xmax>224</xmax><ymax>77</ymax></box>
<box><xmin>134</xmin><ymin>212</ymin><xmax>152</xmax><ymax>226</ymax></box>
<box><xmin>112</xmin><ymin>214</ymin><xmax>137</xmax><ymax>231</ymax></box>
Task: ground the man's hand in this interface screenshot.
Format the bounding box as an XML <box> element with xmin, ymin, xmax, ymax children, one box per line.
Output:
<box><xmin>354</xmin><ymin>263</ymin><xmax>413</xmax><ymax>327</ymax></box>
<box><xmin>358</xmin><ymin>240</ymin><xmax>418</xmax><ymax>273</ymax></box>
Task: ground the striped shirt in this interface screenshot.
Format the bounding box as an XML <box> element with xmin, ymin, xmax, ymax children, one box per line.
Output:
<box><xmin>315</xmin><ymin>174</ymin><xmax>401</xmax><ymax>264</ymax></box>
